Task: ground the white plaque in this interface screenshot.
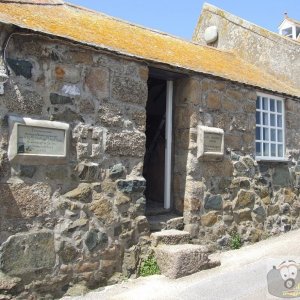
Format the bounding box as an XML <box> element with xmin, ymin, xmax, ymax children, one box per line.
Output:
<box><xmin>197</xmin><ymin>126</ymin><xmax>224</xmax><ymax>160</ymax></box>
<box><xmin>204</xmin><ymin>132</ymin><xmax>223</xmax><ymax>153</ymax></box>
<box><xmin>17</xmin><ymin>125</ymin><xmax>65</xmax><ymax>155</ymax></box>
<box><xmin>8</xmin><ymin>116</ymin><xmax>70</xmax><ymax>165</ymax></box>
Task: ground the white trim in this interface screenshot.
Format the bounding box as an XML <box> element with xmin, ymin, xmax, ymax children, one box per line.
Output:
<box><xmin>256</xmin><ymin>92</ymin><xmax>283</xmax><ymax>101</ymax></box>
<box><xmin>279</xmin><ymin>21</ymin><xmax>299</xmax><ymax>39</ymax></box>
<box><xmin>164</xmin><ymin>81</ymin><xmax>173</xmax><ymax>210</ymax></box>
<box><xmin>292</xmin><ymin>26</ymin><xmax>296</xmax><ymax>39</ymax></box>
<box><xmin>279</xmin><ymin>19</ymin><xmax>294</xmax><ymax>30</ymax></box>
<box><xmin>255</xmin><ymin>92</ymin><xmax>285</xmax><ymax>161</ymax></box>
<box><xmin>256</xmin><ymin>158</ymin><xmax>289</xmax><ymax>162</ymax></box>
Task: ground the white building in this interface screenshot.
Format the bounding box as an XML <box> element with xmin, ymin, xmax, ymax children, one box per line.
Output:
<box><xmin>278</xmin><ymin>14</ymin><xmax>300</xmax><ymax>40</ymax></box>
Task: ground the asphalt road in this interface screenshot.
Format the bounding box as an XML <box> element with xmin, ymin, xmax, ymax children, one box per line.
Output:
<box><xmin>63</xmin><ymin>228</ymin><xmax>300</xmax><ymax>300</ymax></box>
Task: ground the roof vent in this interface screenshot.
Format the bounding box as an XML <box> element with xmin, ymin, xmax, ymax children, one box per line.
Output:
<box><xmin>204</xmin><ymin>26</ymin><xmax>218</xmax><ymax>44</ymax></box>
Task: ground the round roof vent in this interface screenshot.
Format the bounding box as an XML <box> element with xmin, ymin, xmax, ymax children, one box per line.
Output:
<box><xmin>204</xmin><ymin>26</ymin><xmax>218</xmax><ymax>44</ymax></box>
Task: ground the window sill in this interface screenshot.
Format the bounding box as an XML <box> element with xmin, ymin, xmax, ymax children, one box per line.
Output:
<box><xmin>256</xmin><ymin>157</ymin><xmax>289</xmax><ymax>163</ymax></box>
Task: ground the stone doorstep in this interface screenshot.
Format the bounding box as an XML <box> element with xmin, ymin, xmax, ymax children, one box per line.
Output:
<box><xmin>155</xmin><ymin>244</ymin><xmax>220</xmax><ymax>279</ymax></box>
<box><xmin>150</xmin><ymin>229</ymin><xmax>190</xmax><ymax>247</ymax></box>
<box><xmin>147</xmin><ymin>215</ymin><xmax>184</xmax><ymax>232</ymax></box>
<box><xmin>147</xmin><ymin>219</ymin><xmax>166</xmax><ymax>232</ymax></box>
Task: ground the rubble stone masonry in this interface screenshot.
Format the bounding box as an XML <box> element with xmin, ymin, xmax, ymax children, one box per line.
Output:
<box><xmin>0</xmin><ymin>29</ymin><xmax>299</xmax><ymax>298</ymax></box>
<box><xmin>173</xmin><ymin>76</ymin><xmax>300</xmax><ymax>251</ymax></box>
<box><xmin>0</xmin><ymin>32</ymin><xmax>149</xmax><ymax>298</ymax></box>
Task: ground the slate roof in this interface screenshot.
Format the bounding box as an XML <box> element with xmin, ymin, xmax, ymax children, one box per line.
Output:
<box><xmin>0</xmin><ymin>0</ymin><xmax>299</xmax><ymax>98</ymax></box>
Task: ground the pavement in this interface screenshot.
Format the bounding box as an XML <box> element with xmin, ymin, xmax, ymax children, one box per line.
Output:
<box><xmin>62</xmin><ymin>229</ymin><xmax>300</xmax><ymax>300</ymax></box>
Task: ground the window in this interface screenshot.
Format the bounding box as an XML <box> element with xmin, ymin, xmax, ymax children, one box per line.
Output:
<box><xmin>296</xmin><ymin>27</ymin><xmax>300</xmax><ymax>39</ymax></box>
<box><xmin>256</xmin><ymin>93</ymin><xmax>285</xmax><ymax>160</ymax></box>
<box><xmin>282</xmin><ymin>27</ymin><xmax>293</xmax><ymax>38</ymax></box>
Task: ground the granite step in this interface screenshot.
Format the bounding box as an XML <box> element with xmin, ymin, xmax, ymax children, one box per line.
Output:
<box><xmin>150</xmin><ymin>229</ymin><xmax>190</xmax><ymax>247</ymax></box>
<box><xmin>147</xmin><ymin>214</ymin><xmax>184</xmax><ymax>232</ymax></box>
<box><xmin>145</xmin><ymin>201</ymin><xmax>168</xmax><ymax>216</ymax></box>
<box><xmin>154</xmin><ymin>244</ymin><xmax>220</xmax><ymax>279</ymax></box>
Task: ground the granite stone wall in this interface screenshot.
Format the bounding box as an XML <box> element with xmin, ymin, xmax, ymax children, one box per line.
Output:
<box><xmin>193</xmin><ymin>3</ymin><xmax>300</xmax><ymax>88</ymax></box>
<box><xmin>0</xmin><ymin>32</ymin><xmax>150</xmax><ymax>298</ymax></box>
<box><xmin>173</xmin><ymin>76</ymin><xmax>300</xmax><ymax>250</ymax></box>
<box><xmin>0</xmin><ymin>27</ymin><xmax>299</xmax><ymax>298</ymax></box>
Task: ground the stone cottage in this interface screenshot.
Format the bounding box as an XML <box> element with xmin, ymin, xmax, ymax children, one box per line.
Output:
<box><xmin>0</xmin><ymin>0</ymin><xmax>299</xmax><ymax>298</ymax></box>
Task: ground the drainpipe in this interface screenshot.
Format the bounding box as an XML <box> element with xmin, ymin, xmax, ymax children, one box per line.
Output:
<box><xmin>0</xmin><ymin>26</ymin><xmax>9</xmax><ymax>95</ymax></box>
<box><xmin>0</xmin><ymin>56</ymin><xmax>8</xmax><ymax>95</ymax></box>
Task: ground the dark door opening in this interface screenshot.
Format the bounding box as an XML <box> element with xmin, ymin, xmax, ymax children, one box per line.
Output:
<box><xmin>143</xmin><ymin>77</ymin><xmax>166</xmax><ymax>214</ymax></box>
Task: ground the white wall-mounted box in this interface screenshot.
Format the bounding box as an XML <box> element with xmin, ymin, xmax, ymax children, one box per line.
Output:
<box><xmin>8</xmin><ymin>116</ymin><xmax>70</xmax><ymax>165</ymax></box>
<box><xmin>197</xmin><ymin>125</ymin><xmax>224</xmax><ymax>161</ymax></box>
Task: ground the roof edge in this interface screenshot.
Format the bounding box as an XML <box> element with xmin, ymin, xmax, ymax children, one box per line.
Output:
<box><xmin>1</xmin><ymin>20</ymin><xmax>299</xmax><ymax>100</ymax></box>
<box><xmin>65</xmin><ymin>2</ymin><xmax>198</xmax><ymax>47</ymax></box>
<box><xmin>278</xmin><ymin>18</ymin><xmax>291</xmax><ymax>29</ymax></box>
<box><xmin>285</xmin><ymin>16</ymin><xmax>300</xmax><ymax>27</ymax></box>
<box><xmin>201</xmin><ymin>2</ymin><xmax>300</xmax><ymax>47</ymax></box>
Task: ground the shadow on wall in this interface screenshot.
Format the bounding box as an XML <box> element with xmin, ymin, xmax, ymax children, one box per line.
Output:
<box><xmin>0</xmin><ymin>181</ymin><xmax>53</xmax><ymax>245</ymax></box>
<box><xmin>0</xmin><ymin>183</ymin><xmax>22</xmax><ymax>219</ymax></box>
<box><xmin>173</xmin><ymin>78</ymin><xmax>189</xmax><ymax>214</ymax></box>
<box><xmin>0</xmin><ymin>183</ymin><xmax>23</xmax><ymax>244</ymax></box>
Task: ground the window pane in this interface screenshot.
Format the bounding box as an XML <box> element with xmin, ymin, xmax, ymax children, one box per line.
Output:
<box><xmin>256</xmin><ymin>142</ymin><xmax>261</xmax><ymax>156</ymax></box>
<box><xmin>271</xmin><ymin>129</ymin><xmax>276</xmax><ymax>141</ymax></box>
<box><xmin>262</xmin><ymin>97</ymin><xmax>268</xmax><ymax>110</ymax></box>
<box><xmin>297</xmin><ymin>27</ymin><xmax>300</xmax><ymax>38</ymax></box>
<box><xmin>270</xmin><ymin>99</ymin><xmax>275</xmax><ymax>112</ymax></box>
<box><xmin>255</xmin><ymin>95</ymin><xmax>284</xmax><ymax>159</ymax></box>
<box><xmin>263</xmin><ymin>113</ymin><xmax>268</xmax><ymax>125</ymax></box>
<box><xmin>256</xmin><ymin>127</ymin><xmax>261</xmax><ymax>140</ymax></box>
<box><xmin>270</xmin><ymin>114</ymin><xmax>276</xmax><ymax>126</ymax></box>
<box><xmin>278</xmin><ymin>145</ymin><xmax>283</xmax><ymax>157</ymax></box>
<box><xmin>256</xmin><ymin>97</ymin><xmax>261</xmax><ymax>109</ymax></box>
<box><xmin>263</xmin><ymin>128</ymin><xmax>269</xmax><ymax>141</ymax></box>
<box><xmin>282</xmin><ymin>27</ymin><xmax>292</xmax><ymax>36</ymax></box>
<box><xmin>277</xmin><ymin>115</ymin><xmax>282</xmax><ymax>127</ymax></box>
<box><xmin>277</xmin><ymin>100</ymin><xmax>282</xmax><ymax>113</ymax></box>
<box><xmin>256</xmin><ymin>112</ymin><xmax>261</xmax><ymax>124</ymax></box>
<box><xmin>263</xmin><ymin>143</ymin><xmax>269</xmax><ymax>156</ymax></box>
<box><xmin>271</xmin><ymin>144</ymin><xmax>276</xmax><ymax>157</ymax></box>
<box><xmin>278</xmin><ymin>130</ymin><xmax>283</xmax><ymax>142</ymax></box>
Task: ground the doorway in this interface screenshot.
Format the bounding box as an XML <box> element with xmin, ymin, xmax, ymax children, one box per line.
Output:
<box><xmin>143</xmin><ymin>77</ymin><xmax>173</xmax><ymax>214</ymax></box>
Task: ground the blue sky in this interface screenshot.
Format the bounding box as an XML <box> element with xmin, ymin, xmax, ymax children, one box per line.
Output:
<box><xmin>67</xmin><ymin>1</ymin><xmax>300</xmax><ymax>39</ymax></box>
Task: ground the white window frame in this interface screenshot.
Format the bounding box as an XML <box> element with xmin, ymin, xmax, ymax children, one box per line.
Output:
<box><xmin>255</xmin><ymin>92</ymin><xmax>286</xmax><ymax>161</ymax></box>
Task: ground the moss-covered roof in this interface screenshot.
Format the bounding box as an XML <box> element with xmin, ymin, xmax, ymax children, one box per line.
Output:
<box><xmin>0</xmin><ymin>1</ymin><xmax>299</xmax><ymax>98</ymax></box>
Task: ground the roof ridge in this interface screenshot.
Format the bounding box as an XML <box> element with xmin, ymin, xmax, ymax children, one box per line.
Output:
<box><xmin>202</xmin><ymin>3</ymin><xmax>300</xmax><ymax>47</ymax></box>
<box><xmin>279</xmin><ymin>16</ymin><xmax>300</xmax><ymax>28</ymax></box>
<box><xmin>65</xmin><ymin>2</ymin><xmax>235</xmax><ymax>55</ymax></box>
<box><xmin>0</xmin><ymin>1</ymin><xmax>298</xmax><ymax>98</ymax></box>
<box><xmin>286</xmin><ymin>16</ymin><xmax>300</xmax><ymax>26</ymax></box>
<box><xmin>65</xmin><ymin>2</ymin><xmax>195</xmax><ymax>44</ymax></box>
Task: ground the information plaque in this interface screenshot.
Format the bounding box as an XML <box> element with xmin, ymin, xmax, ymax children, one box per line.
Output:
<box><xmin>197</xmin><ymin>126</ymin><xmax>224</xmax><ymax>160</ymax></box>
<box><xmin>17</xmin><ymin>125</ymin><xmax>65</xmax><ymax>155</ymax></box>
<box><xmin>8</xmin><ymin>116</ymin><xmax>69</xmax><ymax>165</ymax></box>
